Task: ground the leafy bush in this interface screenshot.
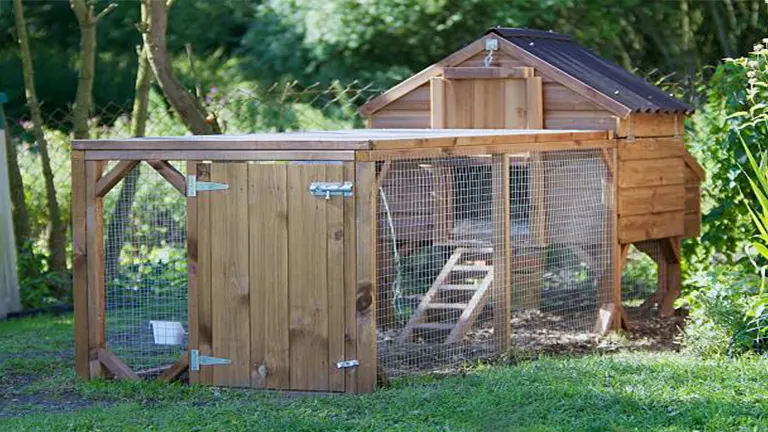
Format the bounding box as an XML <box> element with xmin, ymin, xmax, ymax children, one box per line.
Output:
<box><xmin>681</xmin><ymin>269</ymin><xmax>767</xmax><ymax>357</ymax></box>
<box><xmin>17</xmin><ymin>241</ymin><xmax>71</xmax><ymax>309</ymax></box>
<box><xmin>682</xmin><ymin>38</ymin><xmax>768</xmax><ymax>357</ymax></box>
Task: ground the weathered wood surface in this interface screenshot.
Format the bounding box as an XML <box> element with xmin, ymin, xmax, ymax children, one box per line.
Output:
<box><xmin>72</xmin><ymin>151</ymin><xmax>89</xmax><ymax>378</ymax></box>
<box><xmin>355</xmin><ymin>162</ymin><xmax>377</xmax><ymax>393</ymax></box>
<box><xmin>492</xmin><ymin>154</ymin><xmax>511</xmax><ymax>351</ymax></box>
<box><xmin>248</xmin><ymin>164</ymin><xmax>289</xmax><ymax>389</ymax></box>
<box><xmin>210</xmin><ymin>163</ymin><xmax>251</xmax><ymax>387</ymax></box>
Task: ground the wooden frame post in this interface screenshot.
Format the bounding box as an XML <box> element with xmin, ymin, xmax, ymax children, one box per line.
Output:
<box><xmin>355</xmin><ymin>162</ymin><xmax>376</xmax><ymax>393</ymax></box>
<box><xmin>660</xmin><ymin>237</ymin><xmax>681</xmax><ymax>317</ymax></box>
<box><xmin>186</xmin><ymin>161</ymin><xmax>198</xmax><ymax>383</ymax></box>
<box><xmin>72</xmin><ymin>151</ymin><xmax>90</xmax><ymax>379</ymax></box>
<box><xmin>612</xmin><ymin>148</ymin><xmax>627</xmax><ymax>331</ymax></box>
<box><xmin>492</xmin><ymin>154</ymin><xmax>511</xmax><ymax>351</ymax></box>
<box><xmin>85</xmin><ymin>160</ymin><xmax>106</xmax><ymax>378</ymax></box>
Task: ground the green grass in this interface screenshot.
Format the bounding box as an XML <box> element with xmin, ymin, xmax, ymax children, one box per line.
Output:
<box><xmin>1</xmin><ymin>315</ymin><xmax>768</xmax><ymax>431</ymax></box>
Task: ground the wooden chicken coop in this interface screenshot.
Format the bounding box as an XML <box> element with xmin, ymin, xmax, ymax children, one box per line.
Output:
<box><xmin>73</xmin><ymin>128</ymin><xmax>621</xmax><ymax>393</ymax></box>
<box><xmin>359</xmin><ymin>27</ymin><xmax>705</xmax><ymax>329</ymax></box>
<box><xmin>71</xmin><ymin>28</ymin><xmax>704</xmax><ymax>394</ymax></box>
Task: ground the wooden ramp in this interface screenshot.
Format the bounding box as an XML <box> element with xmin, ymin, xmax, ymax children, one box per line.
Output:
<box><xmin>399</xmin><ymin>247</ymin><xmax>494</xmax><ymax>344</ymax></box>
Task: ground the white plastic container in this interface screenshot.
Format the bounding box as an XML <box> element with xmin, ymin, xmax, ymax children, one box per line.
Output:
<box><xmin>149</xmin><ymin>320</ymin><xmax>185</xmax><ymax>345</ymax></box>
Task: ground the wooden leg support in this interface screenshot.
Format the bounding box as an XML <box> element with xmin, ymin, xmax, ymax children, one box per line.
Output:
<box><xmin>660</xmin><ymin>237</ymin><xmax>681</xmax><ymax>317</ymax></box>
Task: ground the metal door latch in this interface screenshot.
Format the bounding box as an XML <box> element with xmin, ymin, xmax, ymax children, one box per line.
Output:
<box><xmin>190</xmin><ymin>349</ymin><xmax>232</xmax><ymax>371</ymax></box>
<box><xmin>309</xmin><ymin>181</ymin><xmax>353</xmax><ymax>199</ymax></box>
<box><xmin>336</xmin><ymin>360</ymin><xmax>359</xmax><ymax>369</ymax></box>
<box><xmin>187</xmin><ymin>174</ymin><xmax>229</xmax><ymax>197</ymax></box>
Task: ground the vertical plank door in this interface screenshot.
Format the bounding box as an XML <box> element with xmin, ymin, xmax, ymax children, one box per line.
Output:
<box><xmin>192</xmin><ymin>162</ymin><xmax>358</xmax><ymax>392</ymax></box>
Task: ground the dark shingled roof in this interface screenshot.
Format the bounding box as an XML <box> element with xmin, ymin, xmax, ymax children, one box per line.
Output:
<box><xmin>486</xmin><ymin>28</ymin><xmax>694</xmax><ymax>115</ymax></box>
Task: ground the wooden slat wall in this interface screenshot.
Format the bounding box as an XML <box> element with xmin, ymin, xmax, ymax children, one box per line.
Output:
<box><xmin>684</xmin><ymin>163</ymin><xmax>702</xmax><ymax>238</ymax></box>
<box><xmin>368</xmin><ymin>84</ymin><xmax>431</xmax><ymax>129</ymax></box>
<box><xmin>617</xmin><ymin>139</ymin><xmax>687</xmax><ymax>243</ymax></box>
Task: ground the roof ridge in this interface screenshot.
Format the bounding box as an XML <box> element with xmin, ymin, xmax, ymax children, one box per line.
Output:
<box><xmin>486</xmin><ymin>28</ymin><xmax>572</xmax><ymax>41</ymax></box>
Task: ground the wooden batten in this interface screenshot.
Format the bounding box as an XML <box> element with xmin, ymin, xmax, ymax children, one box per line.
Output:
<box><xmin>443</xmin><ymin>66</ymin><xmax>533</xmax><ymax>79</ymax></box>
<box><xmin>430</xmin><ymin>78</ymin><xmax>445</xmax><ymax>129</ymax></box>
<box><xmin>618</xmin><ymin>113</ymin><xmax>684</xmax><ymax>138</ymax></box>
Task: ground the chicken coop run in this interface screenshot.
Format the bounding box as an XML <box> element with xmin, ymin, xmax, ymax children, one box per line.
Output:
<box><xmin>71</xmin><ymin>28</ymin><xmax>705</xmax><ymax>394</ymax></box>
<box><xmin>360</xmin><ymin>27</ymin><xmax>705</xmax><ymax>328</ymax></box>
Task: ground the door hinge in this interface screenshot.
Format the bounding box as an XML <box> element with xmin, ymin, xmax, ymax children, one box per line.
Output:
<box><xmin>309</xmin><ymin>181</ymin><xmax>353</xmax><ymax>199</ymax></box>
<box><xmin>336</xmin><ymin>360</ymin><xmax>359</xmax><ymax>369</ymax></box>
<box><xmin>187</xmin><ymin>174</ymin><xmax>229</xmax><ymax>197</ymax></box>
<box><xmin>190</xmin><ymin>349</ymin><xmax>232</xmax><ymax>371</ymax></box>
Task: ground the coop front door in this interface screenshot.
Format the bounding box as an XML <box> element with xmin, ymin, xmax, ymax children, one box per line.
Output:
<box><xmin>189</xmin><ymin>161</ymin><xmax>356</xmax><ymax>391</ymax></box>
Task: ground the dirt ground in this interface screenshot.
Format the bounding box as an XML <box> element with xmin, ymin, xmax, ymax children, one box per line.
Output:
<box><xmin>378</xmin><ymin>309</ymin><xmax>684</xmax><ymax>378</ymax></box>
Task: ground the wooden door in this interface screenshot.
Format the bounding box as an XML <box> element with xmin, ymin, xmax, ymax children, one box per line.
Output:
<box><xmin>189</xmin><ymin>161</ymin><xmax>355</xmax><ymax>391</ymax></box>
<box><xmin>431</xmin><ymin>76</ymin><xmax>542</xmax><ymax>129</ymax></box>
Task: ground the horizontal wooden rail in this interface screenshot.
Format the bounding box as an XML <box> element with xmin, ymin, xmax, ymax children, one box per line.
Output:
<box><xmin>84</xmin><ymin>150</ymin><xmax>358</xmax><ymax>161</ymax></box>
<box><xmin>443</xmin><ymin>66</ymin><xmax>534</xmax><ymax>80</ymax></box>
<box><xmin>357</xmin><ymin>140</ymin><xmax>617</xmax><ymax>161</ymax></box>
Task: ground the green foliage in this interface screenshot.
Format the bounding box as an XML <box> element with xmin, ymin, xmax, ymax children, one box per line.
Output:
<box><xmin>16</xmin><ymin>241</ymin><xmax>70</xmax><ymax>309</ymax></box>
<box><xmin>683</xmin><ymin>38</ymin><xmax>768</xmax><ymax>276</ymax></box>
<box><xmin>680</xmin><ymin>269</ymin><xmax>767</xmax><ymax>357</ymax></box>
<box><xmin>621</xmin><ymin>247</ymin><xmax>657</xmax><ymax>302</ymax></box>
<box><xmin>681</xmin><ymin>39</ymin><xmax>768</xmax><ymax>358</ymax></box>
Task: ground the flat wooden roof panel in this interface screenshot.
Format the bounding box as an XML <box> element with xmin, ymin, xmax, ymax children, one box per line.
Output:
<box><xmin>74</xmin><ymin>129</ymin><xmax>611</xmax><ymax>151</ymax></box>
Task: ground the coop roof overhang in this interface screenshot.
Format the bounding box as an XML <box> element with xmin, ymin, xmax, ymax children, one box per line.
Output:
<box><xmin>73</xmin><ymin>129</ymin><xmax>613</xmax><ymax>161</ymax></box>
<box><xmin>358</xmin><ymin>28</ymin><xmax>693</xmax><ymax>119</ymax></box>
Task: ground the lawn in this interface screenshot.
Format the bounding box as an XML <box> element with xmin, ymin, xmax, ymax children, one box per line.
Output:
<box><xmin>1</xmin><ymin>314</ymin><xmax>767</xmax><ymax>431</ymax></box>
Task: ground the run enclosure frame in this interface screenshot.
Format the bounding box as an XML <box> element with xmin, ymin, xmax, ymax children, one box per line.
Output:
<box><xmin>72</xmin><ymin>128</ymin><xmax>615</xmax><ymax>393</ymax></box>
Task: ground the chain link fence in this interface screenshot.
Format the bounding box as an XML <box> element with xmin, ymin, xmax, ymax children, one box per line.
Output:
<box><xmin>6</xmin><ymin>81</ymin><xmax>383</xmax><ymax>308</ymax></box>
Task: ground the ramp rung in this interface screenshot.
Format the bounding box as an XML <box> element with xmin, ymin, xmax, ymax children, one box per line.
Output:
<box><xmin>451</xmin><ymin>265</ymin><xmax>492</xmax><ymax>272</ymax></box>
<box><xmin>426</xmin><ymin>302</ymin><xmax>468</xmax><ymax>310</ymax></box>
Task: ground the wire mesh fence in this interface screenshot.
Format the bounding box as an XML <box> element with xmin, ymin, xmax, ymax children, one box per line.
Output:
<box><xmin>102</xmin><ymin>162</ymin><xmax>188</xmax><ymax>374</ymax></box>
<box><xmin>375</xmin><ymin>149</ymin><xmax>614</xmax><ymax>378</ymax></box>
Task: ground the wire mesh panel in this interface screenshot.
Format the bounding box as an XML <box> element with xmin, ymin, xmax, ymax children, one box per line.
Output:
<box><xmin>102</xmin><ymin>162</ymin><xmax>187</xmax><ymax>375</ymax></box>
<box><xmin>375</xmin><ymin>149</ymin><xmax>614</xmax><ymax>378</ymax></box>
<box><xmin>512</xmin><ymin>150</ymin><xmax>614</xmax><ymax>351</ymax></box>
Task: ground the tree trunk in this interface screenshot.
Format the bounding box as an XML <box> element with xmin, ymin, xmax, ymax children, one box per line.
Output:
<box><xmin>142</xmin><ymin>0</ymin><xmax>220</xmax><ymax>135</ymax></box>
<box><xmin>104</xmin><ymin>40</ymin><xmax>151</xmax><ymax>281</ymax></box>
<box><xmin>69</xmin><ymin>0</ymin><xmax>116</xmax><ymax>140</ymax></box>
<box><xmin>2</xmin><ymin>119</ymin><xmax>30</xmax><ymax>251</ymax></box>
<box><xmin>13</xmin><ymin>0</ymin><xmax>67</xmax><ymax>275</ymax></box>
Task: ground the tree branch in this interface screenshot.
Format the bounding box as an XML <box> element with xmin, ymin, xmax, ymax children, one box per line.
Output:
<box><xmin>142</xmin><ymin>0</ymin><xmax>220</xmax><ymax>134</ymax></box>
